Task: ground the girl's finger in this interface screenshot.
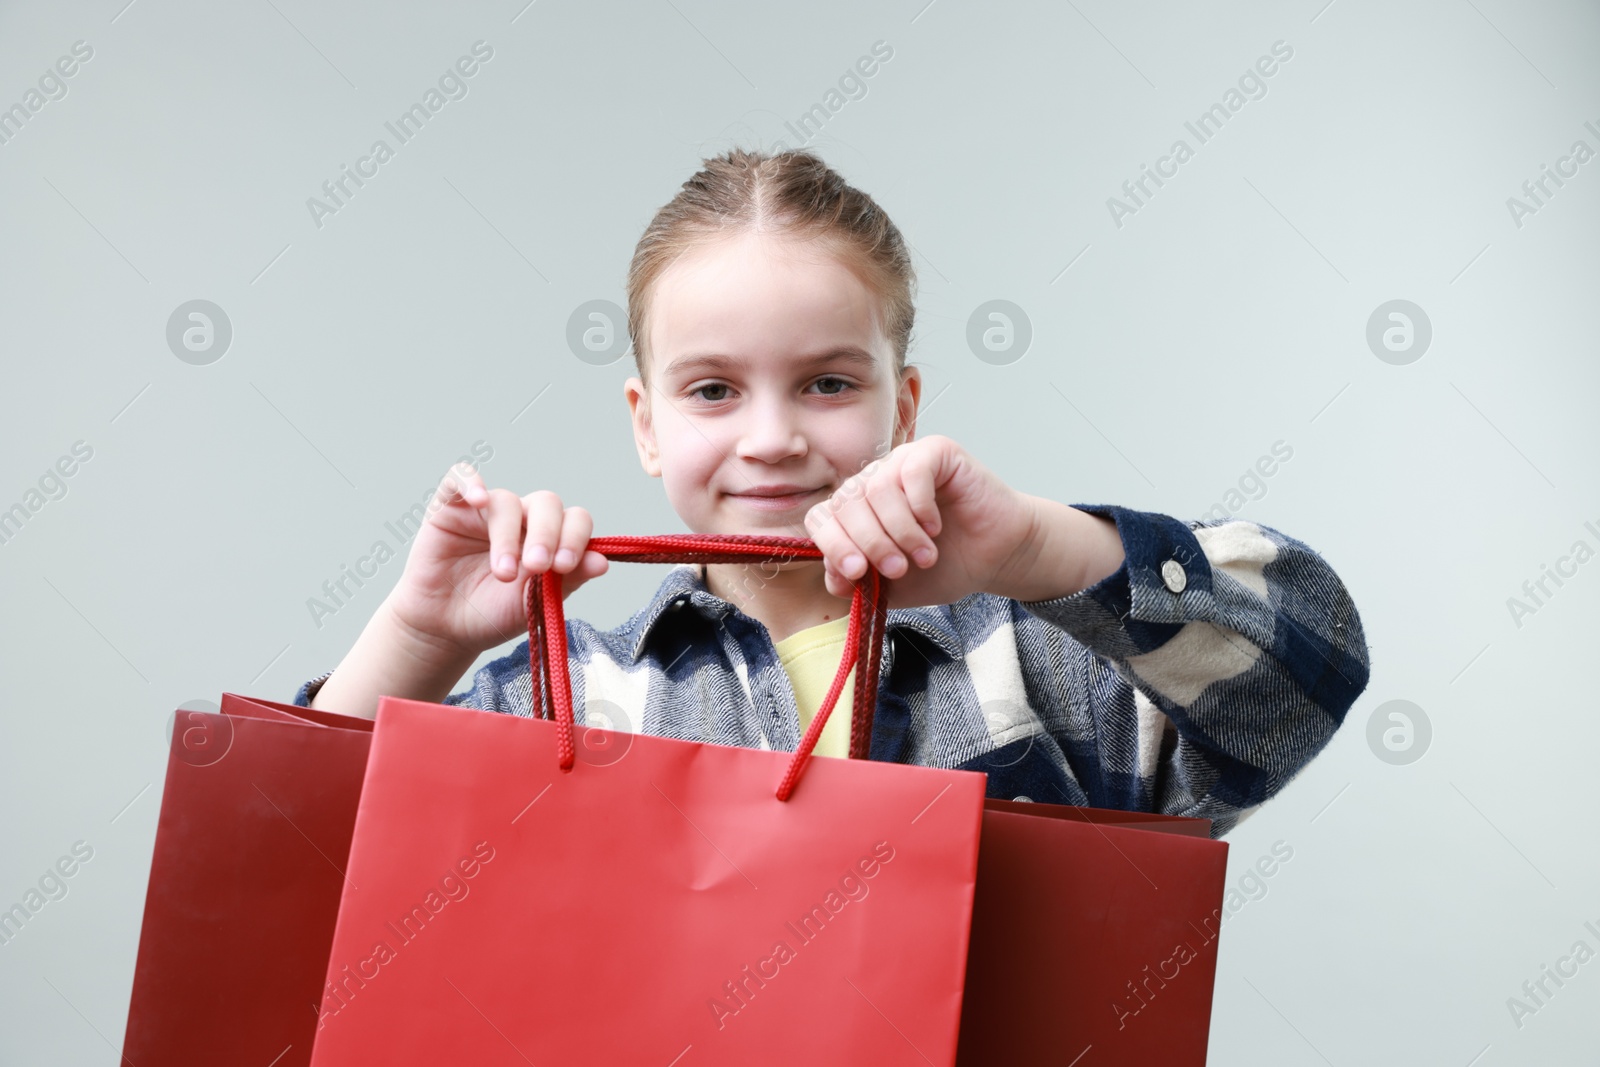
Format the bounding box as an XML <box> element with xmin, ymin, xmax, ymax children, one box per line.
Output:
<box><xmin>435</xmin><ymin>461</ymin><xmax>489</xmax><ymax>510</ymax></box>
<box><xmin>518</xmin><ymin>491</ymin><xmax>565</xmax><ymax>574</ymax></box>
<box><xmin>804</xmin><ymin>500</ymin><xmax>854</xmax><ymax>581</ymax></box>
<box><xmin>829</xmin><ymin>483</ymin><xmax>900</xmax><ymax>580</ymax></box>
<box><xmin>561</xmin><ymin>549</ymin><xmax>610</xmax><ymax>598</ymax></box>
<box><xmin>823</xmin><ymin>565</ymin><xmax>847</xmax><ymax>599</ymax></box>
<box><xmin>483</xmin><ymin>488</ymin><xmax>528</xmax><ymax>581</ymax></box>
<box><xmin>898</xmin><ymin>448</ymin><xmax>942</xmax><ymax>542</ymax></box>
<box><xmin>863</xmin><ymin>467</ymin><xmax>937</xmax><ymax>570</ymax></box>
<box><xmin>553</xmin><ymin>506</ymin><xmax>595</xmax><ymax>573</ymax></box>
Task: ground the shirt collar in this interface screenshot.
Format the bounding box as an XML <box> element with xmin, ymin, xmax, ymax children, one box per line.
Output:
<box><xmin>629</xmin><ymin>563</ymin><xmax>964</xmax><ymax>663</ymax></box>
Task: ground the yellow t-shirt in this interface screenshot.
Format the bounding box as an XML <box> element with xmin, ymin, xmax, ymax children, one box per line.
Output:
<box><xmin>773</xmin><ymin>615</ymin><xmax>856</xmax><ymax>760</ymax></box>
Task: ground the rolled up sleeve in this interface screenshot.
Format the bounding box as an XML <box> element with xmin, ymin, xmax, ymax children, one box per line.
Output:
<box><xmin>1013</xmin><ymin>503</ymin><xmax>1371</xmax><ymax>836</ymax></box>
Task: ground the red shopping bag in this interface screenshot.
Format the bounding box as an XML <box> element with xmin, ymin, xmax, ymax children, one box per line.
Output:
<box><xmin>957</xmin><ymin>799</ymin><xmax>1229</xmax><ymax>1065</ymax></box>
<box><xmin>306</xmin><ymin>535</ymin><xmax>988</xmax><ymax>1066</ymax></box>
<box><xmin>122</xmin><ymin>694</ymin><xmax>374</xmax><ymax>1066</ymax></box>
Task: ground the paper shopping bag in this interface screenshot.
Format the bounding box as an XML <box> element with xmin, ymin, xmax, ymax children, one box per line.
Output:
<box><xmin>306</xmin><ymin>534</ymin><xmax>989</xmax><ymax>1067</ymax></box>
<box><xmin>956</xmin><ymin>799</ymin><xmax>1230</xmax><ymax>1065</ymax></box>
<box><xmin>122</xmin><ymin>694</ymin><xmax>375</xmax><ymax>1067</ymax></box>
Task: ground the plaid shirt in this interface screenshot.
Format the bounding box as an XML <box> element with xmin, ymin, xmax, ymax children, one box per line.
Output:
<box><xmin>294</xmin><ymin>504</ymin><xmax>1371</xmax><ymax>838</ymax></box>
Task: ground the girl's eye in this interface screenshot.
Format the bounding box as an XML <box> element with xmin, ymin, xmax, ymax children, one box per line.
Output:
<box><xmin>812</xmin><ymin>376</ymin><xmax>852</xmax><ymax>396</ymax></box>
<box><xmin>691</xmin><ymin>382</ymin><xmax>730</xmax><ymax>402</ymax></box>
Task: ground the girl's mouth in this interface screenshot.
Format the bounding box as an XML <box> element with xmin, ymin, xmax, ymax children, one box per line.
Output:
<box><xmin>728</xmin><ymin>487</ymin><xmax>824</xmax><ymax>510</ymax></box>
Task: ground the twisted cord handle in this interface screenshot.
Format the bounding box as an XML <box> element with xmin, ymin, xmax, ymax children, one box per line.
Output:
<box><xmin>523</xmin><ymin>534</ymin><xmax>889</xmax><ymax>801</ymax></box>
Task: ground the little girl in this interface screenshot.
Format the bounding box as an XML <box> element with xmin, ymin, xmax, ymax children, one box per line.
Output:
<box><xmin>294</xmin><ymin>147</ymin><xmax>1370</xmax><ymax>838</ymax></box>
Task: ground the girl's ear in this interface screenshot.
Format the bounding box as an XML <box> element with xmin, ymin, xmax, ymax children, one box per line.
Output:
<box><xmin>892</xmin><ymin>364</ymin><xmax>922</xmax><ymax>447</ymax></box>
<box><xmin>624</xmin><ymin>376</ymin><xmax>662</xmax><ymax>477</ymax></box>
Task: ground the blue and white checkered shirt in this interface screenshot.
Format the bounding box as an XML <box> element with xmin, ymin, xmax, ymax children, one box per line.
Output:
<box><xmin>294</xmin><ymin>504</ymin><xmax>1371</xmax><ymax>838</ymax></box>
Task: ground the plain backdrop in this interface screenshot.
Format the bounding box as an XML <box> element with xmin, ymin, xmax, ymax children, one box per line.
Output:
<box><xmin>2</xmin><ymin>0</ymin><xmax>1597</xmax><ymax>1062</ymax></box>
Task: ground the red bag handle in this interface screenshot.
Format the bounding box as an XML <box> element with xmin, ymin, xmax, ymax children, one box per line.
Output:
<box><xmin>523</xmin><ymin>534</ymin><xmax>890</xmax><ymax>801</ymax></box>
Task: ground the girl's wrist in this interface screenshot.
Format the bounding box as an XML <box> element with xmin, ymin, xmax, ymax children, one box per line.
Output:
<box><xmin>376</xmin><ymin>597</ymin><xmax>480</xmax><ymax>676</ymax></box>
<box><xmin>988</xmin><ymin>497</ymin><xmax>1125</xmax><ymax>603</ymax></box>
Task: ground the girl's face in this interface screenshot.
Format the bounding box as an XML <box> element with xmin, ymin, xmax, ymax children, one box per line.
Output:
<box><xmin>625</xmin><ymin>230</ymin><xmax>920</xmax><ymax>540</ymax></box>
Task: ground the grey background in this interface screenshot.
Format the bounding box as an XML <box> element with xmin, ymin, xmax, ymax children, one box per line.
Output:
<box><xmin>2</xmin><ymin>0</ymin><xmax>1597</xmax><ymax>1062</ymax></box>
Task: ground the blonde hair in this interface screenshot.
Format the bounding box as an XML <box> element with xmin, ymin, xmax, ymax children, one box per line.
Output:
<box><xmin>626</xmin><ymin>147</ymin><xmax>916</xmax><ymax>389</ymax></box>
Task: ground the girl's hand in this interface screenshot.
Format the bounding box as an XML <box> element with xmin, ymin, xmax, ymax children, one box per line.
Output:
<box><xmin>383</xmin><ymin>463</ymin><xmax>610</xmax><ymax>658</ymax></box>
<box><xmin>804</xmin><ymin>434</ymin><xmax>1039</xmax><ymax>608</ymax></box>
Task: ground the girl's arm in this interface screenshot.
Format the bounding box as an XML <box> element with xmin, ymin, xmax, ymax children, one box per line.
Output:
<box><xmin>304</xmin><ymin>597</ymin><xmax>480</xmax><ymax>720</ymax></box>
<box><xmin>1010</xmin><ymin>505</ymin><xmax>1371</xmax><ymax>836</ymax></box>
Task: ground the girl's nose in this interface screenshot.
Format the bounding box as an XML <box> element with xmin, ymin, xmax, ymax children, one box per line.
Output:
<box><xmin>733</xmin><ymin>399</ymin><xmax>807</xmax><ymax>462</ymax></box>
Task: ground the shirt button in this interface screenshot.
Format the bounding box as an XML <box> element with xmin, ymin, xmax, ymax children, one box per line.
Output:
<box><xmin>1012</xmin><ymin>795</ymin><xmax>1033</xmax><ymax>802</ymax></box>
<box><xmin>1161</xmin><ymin>559</ymin><xmax>1187</xmax><ymax>593</ymax></box>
